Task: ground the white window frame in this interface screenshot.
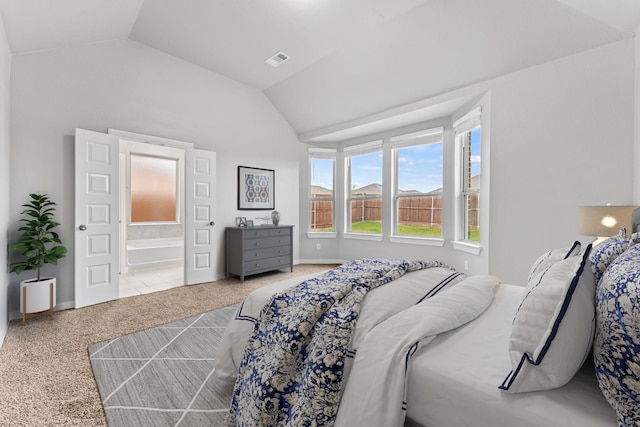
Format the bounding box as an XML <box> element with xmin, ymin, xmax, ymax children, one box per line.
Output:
<box><xmin>344</xmin><ymin>140</ymin><xmax>383</xmax><ymax>240</ymax></box>
<box><xmin>308</xmin><ymin>148</ymin><xmax>337</xmax><ymax>238</ymax></box>
<box><xmin>390</xmin><ymin>127</ymin><xmax>445</xmax><ymax>246</ymax></box>
<box><xmin>453</xmin><ymin>107</ymin><xmax>482</xmax><ymax>255</ymax></box>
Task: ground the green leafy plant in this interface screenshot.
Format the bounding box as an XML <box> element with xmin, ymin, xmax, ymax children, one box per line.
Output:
<box><xmin>10</xmin><ymin>193</ymin><xmax>68</xmax><ymax>281</ymax></box>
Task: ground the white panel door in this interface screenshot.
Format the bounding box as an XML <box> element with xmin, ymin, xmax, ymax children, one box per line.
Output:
<box><xmin>75</xmin><ymin>129</ymin><xmax>119</xmax><ymax>308</ymax></box>
<box><xmin>185</xmin><ymin>148</ymin><xmax>217</xmax><ymax>285</ymax></box>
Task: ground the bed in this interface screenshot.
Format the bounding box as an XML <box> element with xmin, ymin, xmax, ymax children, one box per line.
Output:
<box><xmin>403</xmin><ymin>283</ymin><xmax>615</xmax><ymax>427</ymax></box>
<box><xmin>214</xmin><ymin>231</ymin><xmax>639</xmax><ymax>426</ymax></box>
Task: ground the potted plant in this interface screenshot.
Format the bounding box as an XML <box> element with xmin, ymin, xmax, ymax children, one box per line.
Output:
<box><xmin>10</xmin><ymin>193</ymin><xmax>68</xmax><ymax>324</ymax></box>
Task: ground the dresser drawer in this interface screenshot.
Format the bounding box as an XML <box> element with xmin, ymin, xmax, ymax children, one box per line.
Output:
<box><xmin>244</xmin><ymin>246</ymin><xmax>291</xmax><ymax>261</ymax></box>
<box><xmin>244</xmin><ymin>255</ymin><xmax>291</xmax><ymax>274</ymax></box>
<box><xmin>243</xmin><ymin>227</ymin><xmax>291</xmax><ymax>239</ymax></box>
<box><xmin>243</xmin><ymin>235</ymin><xmax>289</xmax><ymax>250</ymax></box>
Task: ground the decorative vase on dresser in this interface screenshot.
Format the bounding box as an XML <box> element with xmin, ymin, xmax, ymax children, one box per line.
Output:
<box><xmin>271</xmin><ymin>210</ymin><xmax>280</xmax><ymax>226</ymax></box>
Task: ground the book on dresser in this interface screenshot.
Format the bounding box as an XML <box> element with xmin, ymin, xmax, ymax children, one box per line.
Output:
<box><xmin>225</xmin><ymin>225</ymin><xmax>293</xmax><ymax>281</ymax></box>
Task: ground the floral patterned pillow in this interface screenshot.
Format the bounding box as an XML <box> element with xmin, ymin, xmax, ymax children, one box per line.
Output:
<box><xmin>594</xmin><ymin>244</ymin><xmax>640</xmax><ymax>427</ymax></box>
<box><xmin>589</xmin><ymin>228</ymin><xmax>640</xmax><ymax>284</ymax></box>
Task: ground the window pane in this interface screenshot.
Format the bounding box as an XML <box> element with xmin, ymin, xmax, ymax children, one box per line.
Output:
<box><xmin>396</xmin><ymin>143</ymin><xmax>443</xmax><ymax>237</ymax></box>
<box><xmin>396</xmin><ymin>196</ymin><xmax>442</xmax><ymax>237</ymax></box>
<box><xmin>465</xmin><ymin>128</ymin><xmax>481</xmax><ymax>191</ymax></box>
<box><xmin>311</xmin><ymin>158</ymin><xmax>334</xmax><ymax>194</ymax></box>
<box><xmin>350</xmin><ymin>151</ymin><xmax>382</xmax><ymax>193</ymax></box>
<box><xmin>349</xmin><ymin>151</ymin><xmax>382</xmax><ymax>233</ymax></box>
<box><xmin>350</xmin><ymin>197</ymin><xmax>382</xmax><ymax>233</ymax></box>
<box><xmin>310</xmin><ymin>199</ymin><xmax>334</xmax><ymax>231</ymax></box>
<box><xmin>130</xmin><ymin>154</ymin><xmax>177</xmax><ymax>222</ymax></box>
<box><xmin>310</xmin><ymin>158</ymin><xmax>334</xmax><ymax>231</ymax></box>
<box><xmin>461</xmin><ymin>127</ymin><xmax>481</xmax><ymax>241</ymax></box>
<box><xmin>466</xmin><ymin>193</ymin><xmax>480</xmax><ymax>241</ymax></box>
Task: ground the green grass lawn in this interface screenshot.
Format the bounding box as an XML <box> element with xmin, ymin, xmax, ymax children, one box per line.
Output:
<box><xmin>350</xmin><ymin>221</ymin><xmax>480</xmax><ymax>241</ymax></box>
<box><xmin>351</xmin><ymin>221</ymin><xmax>383</xmax><ymax>233</ymax></box>
<box><xmin>351</xmin><ymin>221</ymin><xmax>442</xmax><ymax>236</ymax></box>
<box><xmin>468</xmin><ymin>229</ymin><xmax>480</xmax><ymax>242</ymax></box>
<box><xmin>397</xmin><ymin>224</ymin><xmax>442</xmax><ymax>237</ymax></box>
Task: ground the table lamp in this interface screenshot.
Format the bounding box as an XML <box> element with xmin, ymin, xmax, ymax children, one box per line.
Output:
<box><xmin>578</xmin><ymin>205</ymin><xmax>638</xmax><ymax>245</ymax></box>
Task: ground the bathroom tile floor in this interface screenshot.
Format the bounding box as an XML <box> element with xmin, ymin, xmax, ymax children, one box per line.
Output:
<box><xmin>119</xmin><ymin>264</ymin><xmax>184</xmax><ymax>299</ymax></box>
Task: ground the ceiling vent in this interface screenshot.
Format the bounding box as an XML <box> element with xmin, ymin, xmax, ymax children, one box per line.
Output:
<box><xmin>265</xmin><ymin>51</ymin><xmax>290</xmax><ymax>67</ymax></box>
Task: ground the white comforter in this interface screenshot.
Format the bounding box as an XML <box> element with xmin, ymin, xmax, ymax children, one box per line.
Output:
<box><xmin>334</xmin><ymin>275</ymin><xmax>499</xmax><ymax>427</ymax></box>
<box><xmin>213</xmin><ymin>265</ymin><xmax>498</xmax><ymax>426</ymax></box>
<box><xmin>213</xmin><ymin>266</ymin><xmax>466</xmax><ymax>390</ymax></box>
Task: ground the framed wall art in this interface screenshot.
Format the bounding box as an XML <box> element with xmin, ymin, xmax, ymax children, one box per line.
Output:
<box><xmin>238</xmin><ymin>166</ymin><xmax>275</xmax><ymax>210</ymax></box>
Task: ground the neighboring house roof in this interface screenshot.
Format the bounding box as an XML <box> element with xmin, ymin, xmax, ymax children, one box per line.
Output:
<box><xmin>353</xmin><ymin>183</ymin><xmax>382</xmax><ymax>195</ymax></box>
<box><xmin>353</xmin><ymin>183</ymin><xmax>441</xmax><ymax>196</ymax></box>
<box><xmin>311</xmin><ymin>185</ymin><xmax>332</xmax><ymax>195</ymax></box>
<box><xmin>348</xmin><ymin>175</ymin><xmax>480</xmax><ymax>196</ymax></box>
<box><xmin>426</xmin><ymin>174</ymin><xmax>480</xmax><ymax>196</ymax></box>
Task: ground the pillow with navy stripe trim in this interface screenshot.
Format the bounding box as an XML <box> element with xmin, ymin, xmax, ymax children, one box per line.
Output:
<box><xmin>500</xmin><ymin>244</ymin><xmax>595</xmax><ymax>393</ymax></box>
<box><xmin>527</xmin><ymin>241</ymin><xmax>581</xmax><ymax>283</ymax></box>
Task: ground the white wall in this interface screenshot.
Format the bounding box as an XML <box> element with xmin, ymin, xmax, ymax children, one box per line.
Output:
<box><xmin>489</xmin><ymin>40</ymin><xmax>634</xmax><ymax>284</ymax></box>
<box><xmin>636</xmin><ymin>26</ymin><xmax>640</xmax><ymax>204</ymax></box>
<box><xmin>8</xmin><ymin>39</ymin><xmax>301</xmax><ymax>317</ymax></box>
<box><xmin>0</xmin><ymin>14</ymin><xmax>11</xmax><ymax>345</ymax></box>
<box><xmin>298</xmin><ymin>39</ymin><xmax>636</xmax><ymax>285</ymax></box>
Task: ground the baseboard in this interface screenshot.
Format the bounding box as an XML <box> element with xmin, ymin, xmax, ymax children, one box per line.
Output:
<box><xmin>0</xmin><ymin>323</ymin><xmax>6</xmax><ymax>348</ymax></box>
<box><xmin>297</xmin><ymin>258</ymin><xmax>346</xmax><ymax>265</ymax></box>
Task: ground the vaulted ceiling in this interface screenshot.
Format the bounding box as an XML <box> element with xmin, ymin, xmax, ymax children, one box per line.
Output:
<box><xmin>0</xmin><ymin>0</ymin><xmax>639</xmax><ymax>141</ymax></box>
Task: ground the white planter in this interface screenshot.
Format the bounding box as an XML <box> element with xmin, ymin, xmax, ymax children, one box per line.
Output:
<box><xmin>20</xmin><ymin>277</ymin><xmax>56</xmax><ymax>314</ymax></box>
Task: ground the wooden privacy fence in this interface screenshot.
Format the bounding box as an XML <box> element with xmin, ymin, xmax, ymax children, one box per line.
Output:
<box><xmin>310</xmin><ymin>200</ymin><xmax>334</xmax><ymax>230</ymax></box>
<box><xmin>396</xmin><ymin>196</ymin><xmax>441</xmax><ymax>226</ymax></box>
<box><xmin>310</xmin><ymin>194</ymin><xmax>479</xmax><ymax>230</ymax></box>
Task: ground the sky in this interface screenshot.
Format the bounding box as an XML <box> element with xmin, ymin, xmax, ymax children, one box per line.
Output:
<box><xmin>311</xmin><ymin>128</ymin><xmax>481</xmax><ymax>194</ymax></box>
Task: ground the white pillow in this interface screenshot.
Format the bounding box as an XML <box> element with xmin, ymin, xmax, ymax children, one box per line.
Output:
<box><xmin>500</xmin><ymin>244</ymin><xmax>595</xmax><ymax>393</ymax></box>
<box><xmin>527</xmin><ymin>241</ymin><xmax>581</xmax><ymax>282</ymax></box>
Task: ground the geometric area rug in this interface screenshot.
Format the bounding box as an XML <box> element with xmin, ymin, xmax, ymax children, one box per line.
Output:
<box><xmin>88</xmin><ymin>304</ymin><xmax>239</xmax><ymax>427</ymax></box>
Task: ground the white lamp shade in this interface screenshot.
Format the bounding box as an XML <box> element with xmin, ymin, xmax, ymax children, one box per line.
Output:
<box><xmin>578</xmin><ymin>206</ymin><xmax>638</xmax><ymax>237</ymax></box>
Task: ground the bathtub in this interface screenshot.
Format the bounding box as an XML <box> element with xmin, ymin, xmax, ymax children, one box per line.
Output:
<box><xmin>126</xmin><ymin>237</ymin><xmax>184</xmax><ymax>270</ymax></box>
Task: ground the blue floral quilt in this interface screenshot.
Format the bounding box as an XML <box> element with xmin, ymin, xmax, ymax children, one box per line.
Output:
<box><xmin>229</xmin><ymin>258</ymin><xmax>448</xmax><ymax>426</ymax></box>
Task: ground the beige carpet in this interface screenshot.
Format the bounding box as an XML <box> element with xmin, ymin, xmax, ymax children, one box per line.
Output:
<box><xmin>0</xmin><ymin>264</ymin><xmax>336</xmax><ymax>427</ymax></box>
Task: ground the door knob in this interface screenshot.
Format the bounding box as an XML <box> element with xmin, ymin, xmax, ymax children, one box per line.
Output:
<box><xmin>209</xmin><ymin>221</ymin><xmax>215</xmax><ymax>226</ymax></box>
<box><xmin>79</xmin><ymin>225</ymin><xmax>87</xmax><ymax>231</ymax></box>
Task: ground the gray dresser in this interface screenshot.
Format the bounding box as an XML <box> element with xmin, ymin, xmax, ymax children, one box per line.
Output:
<box><xmin>225</xmin><ymin>225</ymin><xmax>293</xmax><ymax>281</ymax></box>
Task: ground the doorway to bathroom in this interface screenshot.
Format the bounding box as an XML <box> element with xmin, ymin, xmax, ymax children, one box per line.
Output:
<box><xmin>118</xmin><ymin>139</ymin><xmax>186</xmax><ymax>298</ymax></box>
<box><xmin>74</xmin><ymin>128</ymin><xmax>217</xmax><ymax>308</ymax></box>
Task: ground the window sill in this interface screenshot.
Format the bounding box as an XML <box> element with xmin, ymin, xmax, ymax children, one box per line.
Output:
<box><xmin>306</xmin><ymin>231</ymin><xmax>337</xmax><ymax>239</ymax></box>
<box><xmin>390</xmin><ymin>236</ymin><xmax>445</xmax><ymax>247</ymax></box>
<box><xmin>452</xmin><ymin>241</ymin><xmax>482</xmax><ymax>255</ymax></box>
<box><xmin>343</xmin><ymin>232</ymin><xmax>383</xmax><ymax>242</ymax></box>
